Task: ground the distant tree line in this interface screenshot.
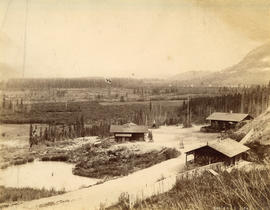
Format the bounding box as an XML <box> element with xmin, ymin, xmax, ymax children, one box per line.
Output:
<box><xmin>176</xmin><ymin>85</ymin><xmax>270</xmax><ymax>124</ymax></box>
<box><xmin>29</xmin><ymin>115</ymin><xmax>110</xmax><ymax>146</ymax></box>
<box><xmin>1</xmin><ymin>78</ymin><xmax>146</xmax><ymax>89</ymax></box>
<box><xmin>1</xmin><ymin>94</ymin><xmax>26</xmax><ymax>113</ymax></box>
<box><xmin>127</xmin><ymin>84</ymin><xmax>270</xmax><ymax>126</ymax></box>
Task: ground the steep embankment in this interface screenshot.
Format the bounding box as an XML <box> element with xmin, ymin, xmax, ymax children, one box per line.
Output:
<box><xmin>237</xmin><ymin>106</ymin><xmax>270</xmax><ymax>145</ymax></box>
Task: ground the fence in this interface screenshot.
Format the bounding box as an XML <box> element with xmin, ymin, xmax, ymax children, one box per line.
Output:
<box><xmin>176</xmin><ymin>162</ymin><xmax>225</xmax><ymax>180</ymax></box>
<box><xmin>126</xmin><ymin>162</ymin><xmax>225</xmax><ymax>207</ymax></box>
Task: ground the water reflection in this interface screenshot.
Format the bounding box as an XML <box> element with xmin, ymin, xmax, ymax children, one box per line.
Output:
<box><xmin>0</xmin><ymin>161</ymin><xmax>100</xmax><ymax>191</ymax></box>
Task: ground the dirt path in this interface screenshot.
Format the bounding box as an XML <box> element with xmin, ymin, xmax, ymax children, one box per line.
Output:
<box><xmin>5</xmin><ymin>125</ymin><xmax>219</xmax><ymax>210</ymax></box>
<box><xmin>5</xmin><ymin>156</ymin><xmax>184</xmax><ymax>210</ymax></box>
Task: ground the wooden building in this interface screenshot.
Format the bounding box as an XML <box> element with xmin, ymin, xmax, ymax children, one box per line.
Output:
<box><xmin>206</xmin><ymin>112</ymin><xmax>253</xmax><ymax>130</ymax></box>
<box><xmin>185</xmin><ymin>138</ymin><xmax>250</xmax><ymax>166</ymax></box>
<box><xmin>110</xmin><ymin>122</ymin><xmax>148</xmax><ymax>142</ymax></box>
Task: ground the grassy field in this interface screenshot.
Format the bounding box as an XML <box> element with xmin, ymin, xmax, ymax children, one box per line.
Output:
<box><xmin>108</xmin><ymin>167</ymin><xmax>270</xmax><ymax>210</ymax></box>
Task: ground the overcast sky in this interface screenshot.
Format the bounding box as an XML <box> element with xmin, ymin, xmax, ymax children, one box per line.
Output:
<box><xmin>0</xmin><ymin>0</ymin><xmax>269</xmax><ymax>78</ymax></box>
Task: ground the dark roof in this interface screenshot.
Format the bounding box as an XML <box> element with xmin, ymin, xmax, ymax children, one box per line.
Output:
<box><xmin>185</xmin><ymin>138</ymin><xmax>250</xmax><ymax>158</ymax></box>
<box><xmin>206</xmin><ymin>112</ymin><xmax>252</xmax><ymax>122</ymax></box>
<box><xmin>110</xmin><ymin>123</ymin><xmax>148</xmax><ymax>133</ymax></box>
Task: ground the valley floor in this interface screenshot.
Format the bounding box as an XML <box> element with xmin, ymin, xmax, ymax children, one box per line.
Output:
<box><xmin>2</xmin><ymin>125</ymin><xmax>219</xmax><ymax>210</ymax></box>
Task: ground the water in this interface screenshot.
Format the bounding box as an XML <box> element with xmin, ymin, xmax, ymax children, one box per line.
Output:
<box><xmin>0</xmin><ymin>161</ymin><xmax>100</xmax><ymax>191</ymax></box>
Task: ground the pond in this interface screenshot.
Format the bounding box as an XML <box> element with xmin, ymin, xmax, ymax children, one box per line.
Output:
<box><xmin>0</xmin><ymin>161</ymin><xmax>101</xmax><ymax>191</ymax></box>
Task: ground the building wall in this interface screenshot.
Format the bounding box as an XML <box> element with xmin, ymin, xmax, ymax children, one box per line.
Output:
<box><xmin>191</xmin><ymin>146</ymin><xmax>240</xmax><ymax>166</ymax></box>
<box><xmin>210</xmin><ymin>120</ymin><xmax>237</xmax><ymax>130</ymax></box>
<box><xmin>131</xmin><ymin>133</ymin><xmax>145</xmax><ymax>141</ymax></box>
<box><xmin>193</xmin><ymin>146</ymin><xmax>226</xmax><ymax>165</ymax></box>
<box><xmin>114</xmin><ymin>133</ymin><xmax>145</xmax><ymax>142</ymax></box>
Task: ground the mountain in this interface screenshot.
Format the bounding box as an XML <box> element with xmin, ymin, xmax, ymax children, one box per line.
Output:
<box><xmin>170</xmin><ymin>43</ymin><xmax>270</xmax><ymax>85</ymax></box>
<box><xmin>168</xmin><ymin>71</ymin><xmax>212</xmax><ymax>84</ymax></box>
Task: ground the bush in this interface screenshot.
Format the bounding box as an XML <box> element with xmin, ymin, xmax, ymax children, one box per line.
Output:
<box><xmin>118</xmin><ymin>192</ymin><xmax>130</xmax><ymax>210</ymax></box>
<box><xmin>13</xmin><ymin>158</ymin><xmax>27</xmax><ymax>165</ymax></box>
<box><xmin>227</xmin><ymin>131</ymin><xmax>246</xmax><ymax>142</ymax></box>
<box><xmin>41</xmin><ymin>154</ymin><xmax>69</xmax><ymax>162</ymax></box>
<box><xmin>73</xmin><ymin>147</ymin><xmax>180</xmax><ymax>179</ymax></box>
<box><xmin>245</xmin><ymin>141</ymin><xmax>270</xmax><ymax>163</ymax></box>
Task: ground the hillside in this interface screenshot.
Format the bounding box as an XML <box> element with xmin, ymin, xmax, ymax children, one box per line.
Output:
<box><xmin>170</xmin><ymin>43</ymin><xmax>270</xmax><ymax>85</ymax></box>
<box><xmin>168</xmin><ymin>71</ymin><xmax>212</xmax><ymax>84</ymax></box>
<box><xmin>209</xmin><ymin>43</ymin><xmax>270</xmax><ymax>85</ymax></box>
<box><xmin>237</xmin><ymin>106</ymin><xmax>270</xmax><ymax>145</ymax></box>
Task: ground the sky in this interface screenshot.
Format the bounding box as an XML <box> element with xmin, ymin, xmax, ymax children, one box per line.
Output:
<box><xmin>0</xmin><ymin>0</ymin><xmax>269</xmax><ymax>78</ymax></box>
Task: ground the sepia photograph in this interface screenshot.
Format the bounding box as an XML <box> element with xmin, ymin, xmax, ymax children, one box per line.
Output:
<box><xmin>0</xmin><ymin>0</ymin><xmax>270</xmax><ymax>209</ymax></box>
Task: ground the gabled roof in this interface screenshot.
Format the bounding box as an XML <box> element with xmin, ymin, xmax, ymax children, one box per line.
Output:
<box><xmin>208</xmin><ymin>138</ymin><xmax>250</xmax><ymax>158</ymax></box>
<box><xmin>185</xmin><ymin>143</ymin><xmax>208</xmax><ymax>153</ymax></box>
<box><xmin>206</xmin><ymin>112</ymin><xmax>252</xmax><ymax>122</ymax></box>
<box><xmin>185</xmin><ymin>138</ymin><xmax>250</xmax><ymax>158</ymax></box>
<box><xmin>110</xmin><ymin>123</ymin><xmax>148</xmax><ymax>133</ymax></box>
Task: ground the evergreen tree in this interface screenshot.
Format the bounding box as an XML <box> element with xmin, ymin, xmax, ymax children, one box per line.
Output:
<box><xmin>2</xmin><ymin>94</ymin><xmax>5</xmax><ymax>109</ymax></box>
<box><xmin>39</xmin><ymin>127</ymin><xmax>43</xmax><ymax>143</ymax></box>
<box><xmin>20</xmin><ymin>98</ymin><xmax>23</xmax><ymax>109</ymax></box>
<box><xmin>29</xmin><ymin>124</ymin><xmax>33</xmax><ymax>148</ymax></box>
<box><xmin>8</xmin><ymin>100</ymin><xmax>12</xmax><ymax>109</ymax></box>
<box><xmin>44</xmin><ymin>127</ymin><xmax>48</xmax><ymax>140</ymax></box>
<box><xmin>80</xmin><ymin>115</ymin><xmax>85</xmax><ymax>137</ymax></box>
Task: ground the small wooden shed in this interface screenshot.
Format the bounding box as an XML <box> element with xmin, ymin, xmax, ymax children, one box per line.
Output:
<box><xmin>185</xmin><ymin>138</ymin><xmax>250</xmax><ymax>166</ymax></box>
<box><xmin>110</xmin><ymin>122</ymin><xmax>148</xmax><ymax>142</ymax></box>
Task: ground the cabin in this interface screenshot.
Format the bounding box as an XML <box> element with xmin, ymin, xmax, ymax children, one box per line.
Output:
<box><xmin>110</xmin><ymin>122</ymin><xmax>148</xmax><ymax>142</ymax></box>
<box><xmin>185</xmin><ymin>138</ymin><xmax>250</xmax><ymax>166</ymax></box>
<box><xmin>206</xmin><ymin>112</ymin><xmax>253</xmax><ymax>130</ymax></box>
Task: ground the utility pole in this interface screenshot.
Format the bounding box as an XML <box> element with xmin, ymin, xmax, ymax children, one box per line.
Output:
<box><xmin>184</xmin><ymin>95</ymin><xmax>192</xmax><ymax>128</ymax></box>
<box><xmin>22</xmin><ymin>0</ymin><xmax>29</xmax><ymax>78</ymax></box>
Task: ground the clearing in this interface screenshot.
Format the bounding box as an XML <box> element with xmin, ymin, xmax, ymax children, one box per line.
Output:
<box><xmin>3</xmin><ymin>125</ymin><xmax>219</xmax><ymax>210</ymax></box>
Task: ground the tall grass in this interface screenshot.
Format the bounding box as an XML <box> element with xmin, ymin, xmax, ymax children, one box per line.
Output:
<box><xmin>0</xmin><ymin>186</ymin><xmax>65</xmax><ymax>204</ymax></box>
<box><xmin>108</xmin><ymin>167</ymin><xmax>270</xmax><ymax>210</ymax></box>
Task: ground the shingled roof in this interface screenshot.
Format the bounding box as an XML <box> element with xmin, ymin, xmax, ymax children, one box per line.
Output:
<box><xmin>185</xmin><ymin>138</ymin><xmax>250</xmax><ymax>158</ymax></box>
<box><xmin>206</xmin><ymin>112</ymin><xmax>252</xmax><ymax>122</ymax></box>
<box><xmin>110</xmin><ymin>123</ymin><xmax>148</xmax><ymax>133</ymax></box>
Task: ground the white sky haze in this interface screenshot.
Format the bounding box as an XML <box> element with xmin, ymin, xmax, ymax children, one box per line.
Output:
<box><xmin>0</xmin><ymin>0</ymin><xmax>269</xmax><ymax>78</ymax></box>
